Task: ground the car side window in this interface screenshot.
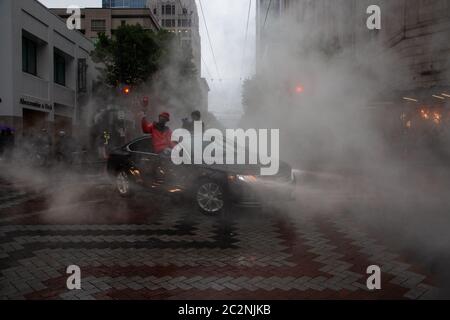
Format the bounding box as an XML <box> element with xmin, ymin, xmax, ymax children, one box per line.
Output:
<box><xmin>129</xmin><ymin>138</ymin><xmax>154</xmax><ymax>153</ymax></box>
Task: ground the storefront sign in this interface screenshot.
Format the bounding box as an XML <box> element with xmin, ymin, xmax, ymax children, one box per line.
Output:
<box><xmin>20</xmin><ymin>98</ymin><xmax>53</xmax><ymax>111</ymax></box>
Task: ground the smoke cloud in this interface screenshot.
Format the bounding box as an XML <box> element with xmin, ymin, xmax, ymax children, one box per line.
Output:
<box><xmin>240</xmin><ymin>4</ymin><xmax>450</xmax><ymax>296</ymax></box>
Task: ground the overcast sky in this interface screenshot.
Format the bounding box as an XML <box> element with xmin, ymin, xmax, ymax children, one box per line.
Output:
<box><xmin>38</xmin><ymin>0</ymin><xmax>256</xmax><ymax>125</ymax></box>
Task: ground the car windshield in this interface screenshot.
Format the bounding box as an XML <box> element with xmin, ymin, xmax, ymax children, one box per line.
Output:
<box><xmin>129</xmin><ymin>138</ymin><xmax>153</xmax><ymax>153</ymax></box>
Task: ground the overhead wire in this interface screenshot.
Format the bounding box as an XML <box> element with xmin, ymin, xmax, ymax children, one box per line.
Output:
<box><xmin>198</xmin><ymin>0</ymin><xmax>222</xmax><ymax>80</ymax></box>
<box><xmin>239</xmin><ymin>0</ymin><xmax>252</xmax><ymax>82</ymax></box>
<box><xmin>201</xmin><ymin>56</ymin><xmax>213</xmax><ymax>80</ymax></box>
<box><xmin>262</xmin><ymin>0</ymin><xmax>273</xmax><ymax>30</ymax></box>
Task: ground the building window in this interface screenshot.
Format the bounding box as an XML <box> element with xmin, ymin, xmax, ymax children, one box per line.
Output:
<box><xmin>153</xmin><ymin>8</ymin><xmax>157</xmax><ymax>14</ymax></box>
<box><xmin>22</xmin><ymin>37</ymin><xmax>37</xmax><ymax>76</ymax></box>
<box><xmin>121</xmin><ymin>20</ymin><xmax>126</xmax><ymax>26</ymax></box>
<box><xmin>91</xmin><ymin>19</ymin><xmax>106</xmax><ymax>32</ymax></box>
<box><xmin>77</xmin><ymin>59</ymin><xmax>87</xmax><ymax>93</ymax></box>
<box><xmin>130</xmin><ymin>0</ymin><xmax>146</xmax><ymax>7</ymax></box>
<box><xmin>162</xmin><ymin>4</ymin><xmax>175</xmax><ymax>15</ymax></box>
<box><xmin>178</xmin><ymin>19</ymin><xmax>191</xmax><ymax>27</ymax></box>
<box><xmin>54</xmin><ymin>51</ymin><xmax>66</xmax><ymax>86</ymax></box>
<box><xmin>162</xmin><ymin>19</ymin><xmax>176</xmax><ymax>27</ymax></box>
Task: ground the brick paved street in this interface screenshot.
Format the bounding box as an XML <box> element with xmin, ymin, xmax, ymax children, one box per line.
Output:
<box><xmin>0</xmin><ymin>170</ymin><xmax>443</xmax><ymax>300</ymax></box>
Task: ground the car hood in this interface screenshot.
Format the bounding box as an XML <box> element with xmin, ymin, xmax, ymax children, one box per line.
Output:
<box><xmin>198</xmin><ymin>160</ymin><xmax>292</xmax><ymax>178</ymax></box>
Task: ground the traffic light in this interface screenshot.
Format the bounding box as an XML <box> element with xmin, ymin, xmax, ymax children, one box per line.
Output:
<box><xmin>284</xmin><ymin>80</ymin><xmax>305</xmax><ymax>96</ymax></box>
<box><xmin>122</xmin><ymin>86</ymin><xmax>131</xmax><ymax>95</ymax></box>
<box><xmin>295</xmin><ymin>85</ymin><xmax>304</xmax><ymax>94</ymax></box>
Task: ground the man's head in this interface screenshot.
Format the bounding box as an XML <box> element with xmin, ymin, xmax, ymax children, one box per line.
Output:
<box><xmin>158</xmin><ymin>112</ymin><xmax>170</xmax><ymax>125</ymax></box>
<box><xmin>191</xmin><ymin>110</ymin><xmax>201</xmax><ymax>122</ymax></box>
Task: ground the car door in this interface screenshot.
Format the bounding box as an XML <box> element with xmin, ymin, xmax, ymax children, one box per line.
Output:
<box><xmin>150</xmin><ymin>142</ymin><xmax>194</xmax><ymax>192</ymax></box>
<box><xmin>127</xmin><ymin>137</ymin><xmax>162</xmax><ymax>187</ymax></box>
<box><xmin>156</xmin><ymin>150</ymin><xmax>189</xmax><ymax>190</ymax></box>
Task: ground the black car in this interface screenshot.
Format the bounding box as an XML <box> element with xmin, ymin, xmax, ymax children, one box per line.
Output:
<box><xmin>107</xmin><ymin>135</ymin><xmax>297</xmax><ymax>215</ymax></box>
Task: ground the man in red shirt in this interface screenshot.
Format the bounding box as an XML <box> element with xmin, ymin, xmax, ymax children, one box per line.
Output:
<box><xmin>141</xmin><ymin>111</ymin><xmax>176</xmax><ymax>154</ymax></box>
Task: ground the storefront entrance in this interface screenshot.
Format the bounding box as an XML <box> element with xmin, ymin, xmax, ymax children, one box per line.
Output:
<box><xmin>22</xmin><ymin>108</ymin><xmax>48</xmax><ymax>137</ymax></box>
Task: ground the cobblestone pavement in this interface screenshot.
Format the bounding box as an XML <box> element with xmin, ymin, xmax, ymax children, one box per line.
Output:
<box><xmin>0</xmin><ymin>174</ymin><xmax>441</xmax><ymax>300</ymax></box>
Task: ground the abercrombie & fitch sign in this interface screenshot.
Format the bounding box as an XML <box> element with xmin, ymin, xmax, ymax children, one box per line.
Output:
<box><xmin>20</xmin><ymin>98</ymin><xmax>53</xmax><ymax>111</ymax></box>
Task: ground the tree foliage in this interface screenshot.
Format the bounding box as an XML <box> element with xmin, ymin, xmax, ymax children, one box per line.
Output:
<box><xmin>91</xmin><ymin>24</ymin><xmax>202</xmax><ymax>112</ymax></box>
<box><xmin>91</xmin><ymin>25</ymin><xmax>179</xmax><ymax>87</ymax></box>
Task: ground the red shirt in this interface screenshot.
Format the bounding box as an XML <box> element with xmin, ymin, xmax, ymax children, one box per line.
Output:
<box><xmin>141</xmin><ymin>118</ymin><xmax>176</xmax><ymax>153</ymax></box>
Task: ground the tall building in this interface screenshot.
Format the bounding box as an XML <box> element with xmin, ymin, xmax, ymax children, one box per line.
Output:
<box><xmin>255</xmin><ymin>0</ymin><xmax>284</xmax><ymax>72</ymax></box>
<box><xmin>147</xmin><ymin>0</ymin><xmax>201</xmax><ymax>74</ymax></box>
<box><xmin>256</xmin><ymin>0</ymin><xmax>450</xmax><ymax>103</ymax></box>
<box><xmin>0</xmin><ymin>0</ymin><xmax>95</xmax><ymax>139</ymax></box>
<box><xmin>352</xmin><ymin>0</ymin><xmax>450</xmax><ymax>101</ymax></box>
<box><xmin>255</xmin><ymin>0</ymin><xmax>450</xmax><ymax>154</ymax></box>
<box><xmin>102</xmin><ymin>0</ymin><xmax>148</xmax><ymax>8</ymax></box>
<box><xmin>50</xmin><ymin>7</ymin><xmax>160</xmax><ymax>42</ymax></box>
<box><xmin>147</xmin><ymin>0</ymin><xmax>208</xmax><ymax>112</ymax></box>
<box><xmin>256</xmin><ymin>0</ymin><xmax>356</xmax><ymax>72</ymax></box>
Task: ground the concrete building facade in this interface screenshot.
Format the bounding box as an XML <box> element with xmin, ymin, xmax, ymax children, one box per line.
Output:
<box><xmin>352</xmin><ymin>0</ymin><xmax>450</xmax><ymax>101</ymax></box>
<box><xmin>147</xmin><ymin>0</ymin><xmax>201</xmax><ymax>75</ymax></box>
<box><xmin>0</xmin><ymin>0</ymin><xmax>95</xmax><ymax>140</ymax></box>
<box><xmin>50</xmin><ymin>7</ymin><xmax>160</xmax><ymax>42</ymax></box>
<box><xmin>256</xmin><ymin>0</ymin><xmax>450</xmax><ymax>103</ymax></box>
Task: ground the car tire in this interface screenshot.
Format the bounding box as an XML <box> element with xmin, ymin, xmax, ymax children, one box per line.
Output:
<box><xmin>115</xmin><ymin>170</ymin><xmax>134</xmax><ymax>198</ymax></box>
<box><xmin>195</xmin><ymin>179</ymin><xmax>228</xmax><ymax>216</ymax></box>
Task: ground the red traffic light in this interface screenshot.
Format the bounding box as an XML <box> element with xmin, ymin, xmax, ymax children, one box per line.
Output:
<box><xmin>295</xmin><ymin>85</ymin><xmax>304</xmax><ymax>94</ymax></box>
<box><xmin>122</xmin><ymin>86</ymin><xmax>131</xmax><ymax>95</ymax></box>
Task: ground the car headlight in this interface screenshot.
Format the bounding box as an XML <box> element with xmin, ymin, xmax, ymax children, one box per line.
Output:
<box><xmin>234</xmin><ymin>174</ymin><xmax>258</xmax><ymax>183</ymax></box>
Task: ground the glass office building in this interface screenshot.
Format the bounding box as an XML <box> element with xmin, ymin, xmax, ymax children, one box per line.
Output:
<box><xmin>102</xmin><ymin>0</ymin><xmax>148</xmax><ymax>8</ymax></box>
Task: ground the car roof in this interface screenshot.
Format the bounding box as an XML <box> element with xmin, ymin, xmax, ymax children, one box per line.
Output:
<box><xmin>120</xmin><ymin>135</ymin><xmax>151</xmax><ymax>149</ymax></box>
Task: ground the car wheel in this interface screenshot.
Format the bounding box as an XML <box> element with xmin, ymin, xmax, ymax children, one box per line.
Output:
<box><xmin>116</xmin><ymin>170</ymin><xmax>133</xmax><ymax>197</ymax></box>
<box><xmin>196</xmin><ymin>180</ymin><xmax>227</xmax><ymax>216</ymax></box>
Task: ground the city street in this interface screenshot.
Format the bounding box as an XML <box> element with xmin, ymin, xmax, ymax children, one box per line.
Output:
<box><xmin>0</xmin><ymin>164</ymin><xmax>443</xmax><ymax>300</ymax></box>
<box><xmin>2</xmin><ymin>0</ymin><xmax>450</xmax><ymax>309</ymax></box>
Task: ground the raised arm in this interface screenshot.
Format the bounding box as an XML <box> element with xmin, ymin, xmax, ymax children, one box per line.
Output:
<box><xmin>141</xmin><ymin>116</ymin><xmax>153</xmax><ymax>134</ymax></box>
